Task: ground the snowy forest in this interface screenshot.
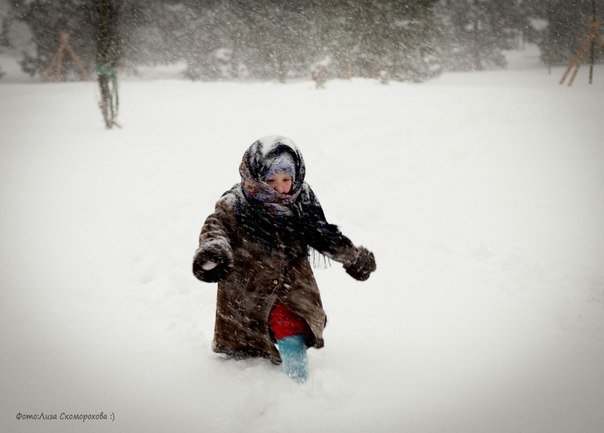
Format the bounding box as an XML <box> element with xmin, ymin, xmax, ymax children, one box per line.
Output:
<box><xmin>0</xmin><ymin>0</ymin><xmax>602</xmax><ymax>82</ymax></box>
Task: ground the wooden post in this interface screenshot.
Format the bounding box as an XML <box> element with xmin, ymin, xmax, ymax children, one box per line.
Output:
<box><xmin>589</xmin><ymin>0</ymin><xmax>597</xmax><ymax>84</ymax></box>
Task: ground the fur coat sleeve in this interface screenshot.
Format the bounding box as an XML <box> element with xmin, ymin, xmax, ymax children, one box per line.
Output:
<box><xmin>300</xmin><ymin>185</ymin><xmax>376</xmax><ymax>281</ymax></box>
<box><xmin>192</xmin><ymin>193</ymin><xmax>236</xmax><ymax>283</ymax></box>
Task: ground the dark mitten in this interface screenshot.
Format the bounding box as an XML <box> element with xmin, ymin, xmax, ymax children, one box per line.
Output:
<box><xmin>192</xmin><ymin>240</ymin><xmax>233</xmax><ymax>283</ymax></box>
<box><xmin>344</xmin><ymin>246</ymin><xmax>376</xmax><ymax>281</ymax></box>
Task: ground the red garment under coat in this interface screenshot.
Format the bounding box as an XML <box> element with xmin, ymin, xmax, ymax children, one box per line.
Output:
<box><xmin>269</xmin><ymin>301</ymin><xmax>310</xmax><ymax>340</ymax></box>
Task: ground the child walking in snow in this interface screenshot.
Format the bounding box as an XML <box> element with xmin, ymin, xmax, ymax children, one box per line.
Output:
<box><xmin>192</xmin><ymin>136</ymin><xmax>376</xmax><ymax>382</ymax></box>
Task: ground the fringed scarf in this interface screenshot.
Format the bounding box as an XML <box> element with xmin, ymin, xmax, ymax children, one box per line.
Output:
<box><xmin>238</xmin><ymin>136</ymin><xmax>305</xmax><ymax>216</ymax></box>
<box><xmin>240</xmin><ymin>158</ymin><xmax>300</xmax><ymax>216</ymax></box>
<box><xmin>236</xmin><ymin>136</ymin><xmax>335</xmax><ymax>268</ymax></box>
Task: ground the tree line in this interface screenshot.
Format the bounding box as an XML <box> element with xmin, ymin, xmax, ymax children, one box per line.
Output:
<box><xmin>0</xmin><ymin>0</ymin><xmax>602</xmax><ymax>82</ymax></box>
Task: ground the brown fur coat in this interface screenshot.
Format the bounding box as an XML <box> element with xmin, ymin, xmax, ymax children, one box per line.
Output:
<box><xmin>192</xmin><ymin>137</ymin><xmax>375</xmax><ymax>364</ymax></box>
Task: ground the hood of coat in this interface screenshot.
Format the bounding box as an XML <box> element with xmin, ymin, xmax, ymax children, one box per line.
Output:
<box><xmin>240</xmin><ymin>135</ymin><xmax>306</xmax><ymax>196</ymax></box>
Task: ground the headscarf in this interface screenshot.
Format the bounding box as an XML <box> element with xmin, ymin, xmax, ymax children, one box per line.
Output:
<box><xmin>239</xmin><ymin>135</ymin><xmax>306</xmax><ymax>216</ymax></box>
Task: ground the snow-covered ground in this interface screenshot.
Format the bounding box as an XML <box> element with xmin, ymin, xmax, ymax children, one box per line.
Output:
<box><xmin>1</xmin><ymin>56</ymin><xmax>603</xmax><ymax>433</ymax></box>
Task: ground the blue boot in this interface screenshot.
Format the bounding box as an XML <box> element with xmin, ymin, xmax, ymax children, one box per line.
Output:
<box><xmin>277</xmin><ymin>335</ymin><xmax>309</xmax><ymax>383</ymax></box>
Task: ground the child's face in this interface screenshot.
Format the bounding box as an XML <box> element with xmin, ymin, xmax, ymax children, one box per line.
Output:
<box><xmin>266</xmin><ymin>173</ymin><xmax>292</xmax><ymax>194</ymax></box>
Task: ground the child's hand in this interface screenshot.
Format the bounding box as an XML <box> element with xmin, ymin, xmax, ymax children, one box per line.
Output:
<box><xmin>193</xmin><ymin>241</ymin><xmax>233</xmax><ymax>283</ymax></box>
<box><xmin>344</xmin><ymin>246</ymin><xmax>376</xmax><ymax>281</ymax></box>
